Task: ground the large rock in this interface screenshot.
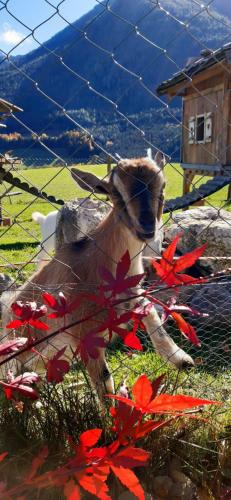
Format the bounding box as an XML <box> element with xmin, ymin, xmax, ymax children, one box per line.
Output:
<box><xmin>0</xmin><ymin>273</ymin><xmax>14</xmax><ymax>294</ymax></box>
<box><xmin>55</xmin><ymin>198</ymin><xmax>110</xmax><ymax>249</ymax></box>
<box><xmin>56</xmin><ymin>197</ymin><xmax>164</xmax><ymax>257</ymax></box>
<box><xmin>165</xmin><ymin>207</ymin><xmax>231</xmax><ymax>271</ymax></box>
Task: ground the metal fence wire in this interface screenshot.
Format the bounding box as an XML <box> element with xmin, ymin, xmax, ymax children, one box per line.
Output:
<box><xmin>0</xmin><ymin>0</ymin><xmax>230</xmax><ymax>482</ymax></box>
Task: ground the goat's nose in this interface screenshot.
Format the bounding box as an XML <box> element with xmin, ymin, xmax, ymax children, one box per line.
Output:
<box><xmin>139</xmin><ymin>216</ymin><xmax>155</xmax><ymax>233</ymax></box>
<box><xmin>142</xmin><ymin>222</ymin><xmax>155</xmax><ymax>233</ymax></box>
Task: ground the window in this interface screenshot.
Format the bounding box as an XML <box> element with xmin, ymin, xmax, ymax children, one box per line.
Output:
<box><xmin>196</xmin><ymin>115</ymin><xmax>205</xmax><ymax>143</ymax></box>
<box><xmin>188</xmin><ymin>113</ymin><xmax>213</xmax><ymax>144</ymax></box>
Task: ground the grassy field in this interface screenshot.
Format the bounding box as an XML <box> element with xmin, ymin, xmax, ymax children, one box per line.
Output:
<box><xmin>0</xmin><ymin>162</ymin><xmax>230</xmax><ymax>280</ymax></box>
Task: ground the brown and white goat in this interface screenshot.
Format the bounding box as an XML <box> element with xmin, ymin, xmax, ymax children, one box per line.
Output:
<box><xmin>6</xmin><ymin>155</ymin><xmax>194</xmax><ymax>396</ymax></box>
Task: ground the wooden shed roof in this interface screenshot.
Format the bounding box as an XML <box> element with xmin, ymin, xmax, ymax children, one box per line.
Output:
<box><xmin>0</xmin><ymin>98</ymin><xmax>23</xmax><ymax>114</ymax></box>
<box><xmin>156</xmin><ymin>42</ymin><xmax>231</xmax><ymax>96</ymax></box>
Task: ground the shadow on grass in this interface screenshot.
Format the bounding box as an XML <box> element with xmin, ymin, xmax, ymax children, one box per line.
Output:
<box><xmin>0</xmin><ymin>242</ymin><xmax>38</xmax><ymax>250</ymax></box>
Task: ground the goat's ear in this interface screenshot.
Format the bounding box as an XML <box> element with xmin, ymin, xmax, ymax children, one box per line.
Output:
<box><xmin>70</xmin><ymin>168</ymin><xmax>110</xmax><ymax>195</ymax></box>
<box><xmin>154</xmin><ymin>151</ymin><xmax>166</xmax><ymax>169</ymax></box>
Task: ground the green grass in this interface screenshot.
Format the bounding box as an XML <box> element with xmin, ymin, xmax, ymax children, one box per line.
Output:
<box><xmin>0</xmin><ymin>164</ymin><xmax>107</xmax><ymax>280</ymax></box>
<box><xmin>0</xmin><ymin>163</ymin><xmax>229</xmax><ymax>281</ymax></box>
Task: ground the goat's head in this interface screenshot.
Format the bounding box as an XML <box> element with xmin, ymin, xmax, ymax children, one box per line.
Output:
<box><xmin>71</xmin><ymin>152</ymin><xmax>166</xmax><ymax>242</ymax></box>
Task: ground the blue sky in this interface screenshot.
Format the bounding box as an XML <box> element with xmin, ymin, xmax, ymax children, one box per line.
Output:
<box><xmin>0</xmin><ymin>0</ymin><xmax>96</xmax><ymax>56</ymax></box>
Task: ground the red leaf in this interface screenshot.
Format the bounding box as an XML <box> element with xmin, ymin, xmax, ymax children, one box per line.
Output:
<box><xmin>100</xmin><ymin>250</ymin><xmax>144</xmax><ymax>296</ymax></box>
<box><xmin>29</xmin><ymin>319</ymin><xmax>49</xmax><ymax>331</ymax></box>
<box><xmin>147</xmin><ymin>394</ymin><xmax>221</xmax><ymax>413</ymax></box>
<box><xmin>46</xmin><ymin>347</ymin><xmax>70</xmax><ymax>383</ymax></box>
<box><xmin>1</xmin><ymin>382</ymin><xmax>39</xmax><ymax>400</ymax></box>
<box><xmin>108</xmin><ymin>374</ymin><xmax>220</xmax><ymax>417</ymax></box>
<box><xmin>175</xmin><ymin>243</ymin><xmax>207</xmax><ymax>273</ymax></box>
<box><xmin>151</xmin><ymin>374</ymin><xmax>165</xmax><ymax>398</ymax></box>
<box><xmin>44</xmin><ymin>291</ymin><xmax>82</xmax><ymax>318</ymax></box>
<box><xmin>0</xmin><ymin>338</ymin><xmax>28</xmax><ymax>356</ymax></box>
<box><xmin>116</xmin><ymin>250</ymin><xmax>131</xmax><ymax>279</ymax></box>
<box><xmin>0</xmin><ymin>371</ymin><xmax>40</xmax><ymax>401</ymax></box>
<box><xmin>0</xmin><ymin>452</ymin><xmax>8</xmax><ymax>462</ymax></box>
<box><xmin>112</xmin><ymin>447</ymin><xmax>150</xmax><ymax>468</ymax></box>
<box><xmin>162</xmin><ymin>233</ymin><xmax>182</xmax><ymax>271</ymax></box>
<box><xmin>111</xmin><ymin>465</ymin><xmax>145</xmax><ymax>500</ymax></box>
<box><xmin>25</xmin><ymin>447</ymin><xmax>48</xmax><ymax>482</ymax></box>
<box><xmin>152</xmin><ymin>236</ymin><xmax>207</xmax><ymax>288</ymax></box>
<box><xmin>80</xmin><ymin>429</ymin><xmax>102</xmax><ymax>448</ymax></box>
<box><xmin>77</xmin><ymin>472</ymin><xmax>111</xmax><ymax>500</ymax></box>
<box><xmin>6</xmin><ymin>319</ymin><xmax>24</xmax><ymax>329</ymax></box>
<box><xmin>64</xmin><ymin>480</ymin><xmax>81</xmax><ymax>500</ymax></box>
<box><xmin>171</xmin><ymin>312</ymin><xmax>200</xmax><ymax>346</ymax></box>
<box><xmin>124</xmin><ymin>330</ymin><xmax>142</xmax><ymax>351</ymax></box>
<box><xmin>134</xmin><ymin>419</ymin><xmax>169</xmax><ymax>439</ymax></box>
<box><xmin>99</xmin><ymin>267</ymin><xmax>115</xmax><ymax>284</ymax></box>
<box><xmin>42</xmin><ymin>292</ymin><xmax>58</xmax><ymax>308</ymax></box>
<box><xmin>77</xmin><ymin>333</ymin><xmax>107</xmax><ymax>365</ymax></box>
<box><xmin>132</xmin><ymin>374</ymin><xmax>152</xmax><ymax>407</ymax></box>
<box><xmin>46</xmin><ymin>358</ymin><xmax>70</xmax><ymax>384</ymax></box>
<box><xmin>106</xmin><ymin>394</ymin><xmax>136</xmax><ymax>408</ymax></box>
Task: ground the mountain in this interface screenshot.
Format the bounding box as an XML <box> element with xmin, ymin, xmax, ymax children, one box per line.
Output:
<box><xmin>0</xmin><ymin>0</ymin><xmax>230</xmax><ymax>159</ymax></box>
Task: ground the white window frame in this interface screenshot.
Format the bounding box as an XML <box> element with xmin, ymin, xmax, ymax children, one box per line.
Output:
<box><xmin>188</xmin><ymin>116</ymin><xmax>195</xmax><ymax>144</ymax></box>
<box><xmin>205</xmin><ymin>112</ymin><xmax>213</xmax><ymax>143</ymax></box>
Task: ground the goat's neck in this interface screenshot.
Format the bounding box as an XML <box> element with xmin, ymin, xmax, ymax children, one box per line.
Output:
<box><xmin>96</xmin><ymin>209</ymin><xmax>145</xmax><ymax>276</ymax></box>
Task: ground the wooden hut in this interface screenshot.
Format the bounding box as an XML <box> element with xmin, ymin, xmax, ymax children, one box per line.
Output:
<box><xmin>157</xmin><ymin>43</ymin><xmax>231</xmax><ymax>199</ymax></box>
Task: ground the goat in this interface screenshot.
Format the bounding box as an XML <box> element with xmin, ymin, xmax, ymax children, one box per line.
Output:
<box><xmin>6</xmin><ymin>155</ymin><xmax>194</xmax><ymax>398</ymax></box>
<box><xmin>32</xmin><ymin>210</ymin><xmax>58</xmax><ymax>269</ymax></box>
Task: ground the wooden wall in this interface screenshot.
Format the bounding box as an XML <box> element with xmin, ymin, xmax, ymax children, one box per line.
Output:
<box><xmin>226</xmin><ymin>79</ymin><xmax>231</xmax><ymax>165</ymax></box>
<box><xmin>182</xmin><ymin>85</ymin><xmax>225</xmax><ymax>165</ymax></box>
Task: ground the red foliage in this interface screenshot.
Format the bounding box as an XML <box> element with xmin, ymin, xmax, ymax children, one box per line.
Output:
<box><xmin>107</xmin><ymin>374</ymin><xmax>220</xmax><ymax>414</ymax></box>
<box><xmin>0</xmin><ymin>452</ymin><xmax>8</xmax><ymax>462</ymax></box>
<box><xmin>77</xmin><ymin>331</ymin><xmax>108</xmax><ymax>365</ymax></box>
<box><xmin>147</xmin><ymin>294</ymin><xmax>201</xmax><ymax>346</ymax></box>
<box><xmin>43</xmin><ymin>292</ymin><xmax>83</xmax><ymax>319</ymax></box>
<box><xmin>0</xmin><ymin>338</ymin><xmax>28</xmax><ymax>356</ymax></box>
<box><xmin>46</xmin><ymin>346</ymin><xmax>70</xmax><ymax>383</ymax></box>
<box><xmin>0</xmin><ymin>374</ymin><xmax>221</xmax><ymax>500</ymax></box>
<box><xmin>7</xmin><ymin>301</ymin><xmax>48</xmax><ymax>331</ymax></box>
<box><xmin>152</xmin><ymin>234</ymin><xmax>207</xmax><ymax>287</ymax></box>
<box><xmin>100</xmin><ymin>250</ymin><xmax>144</xmax><ymax>296</ymax></box>
<box><xmin>25</xmin><ymin>447</ymin><xmax>48</xmax><ymax>483</ymax></box>
<box><xmin>0</xmin><ymin>371</ymin><xmax>40</xmax><ymax>400</ymax></box>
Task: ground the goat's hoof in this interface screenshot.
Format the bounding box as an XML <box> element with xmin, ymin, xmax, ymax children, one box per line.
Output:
<box><xmin>180</xmin><ymin>359</ymin><xmax>195</xmax><ymax>370</ymax></box>
<box><xmin>170</xmin><ymin>351</ymin><xmax>195</xmax><ymax>370</ymax></box>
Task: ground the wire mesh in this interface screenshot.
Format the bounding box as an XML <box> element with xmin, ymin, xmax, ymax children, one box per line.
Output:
<box><xmin>0</xmin><ymin>0</ymin><xmax>230</xmax><ymax>494</ymax></box>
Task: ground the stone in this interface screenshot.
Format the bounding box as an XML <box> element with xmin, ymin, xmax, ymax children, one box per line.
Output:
<box><xmin>118</xmin><ymin>492</ymin><xmax>152</xmax><ymax>500</ymax></box>
<box><xmin>56</xmin><ymin>197</ymin><xmax>164</xmax><ymax>257</ymax></box>
<box><xmin>152</xmin><ymin>475</ymin><xmax>174</xmax><ymax>497</ymax></box>
<box><xmin>0</xmin><ymin>273</ymin><xmax>14</xmax><ymax>293</ymax></box>
<box><xmin>165</xmin><ymin>207</ymin><xmax>231</xmax><ymax>272</ymax></box>
<box><xmin>55</xmin><ymin>197</ymin><xmax>110</xmax><ymax>249</ymax></box>
<box><xmin>169</xmin><ymin>479</ymin><xmax>197</xmax><ymax>500</ymax></box>
<box><xmin>0</xmin><ymin>274</ymin><xmax>15</xmax><ymax>316</ymax></box>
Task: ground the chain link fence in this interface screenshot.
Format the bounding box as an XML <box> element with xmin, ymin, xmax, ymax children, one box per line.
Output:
<box><xmin>0</xmin><ymin>0</ymin><xmax>230</xmax><ymax>494</ymax></box>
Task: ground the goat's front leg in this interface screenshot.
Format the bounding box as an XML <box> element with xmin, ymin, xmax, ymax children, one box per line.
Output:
<box><xmin>86</xmin><ymin>348</ymin><xmax>115</xmax><ymax>401</ymax></box>
<box><xmin>135</xmin><ymin>293</ymin><xmax>194</xmax><ymax>369</ymax></box>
